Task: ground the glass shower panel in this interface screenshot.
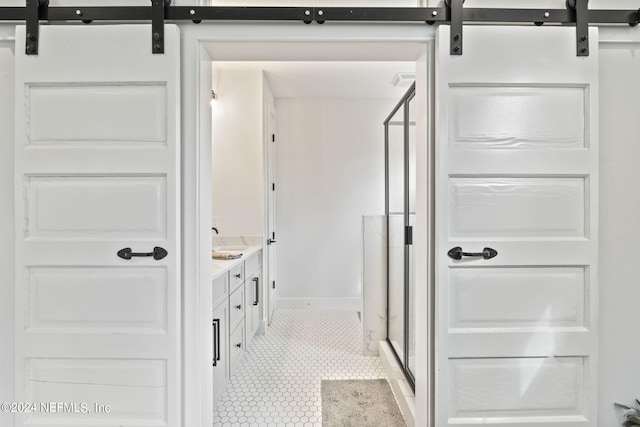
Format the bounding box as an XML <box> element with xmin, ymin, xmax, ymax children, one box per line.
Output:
<box><xmin>387</xmin><ymin>105</ymin><xmax>405</xmax><ymax>361</ymax></box>
<box><xmin>385</xmin><ymin>82</ymin><xmax>416</xmax><ymax>391</ymax></box>
<box><xmin>407</xmin><ymin>92</ymin><xmax>417</xmax><ymax>379</ymax></box>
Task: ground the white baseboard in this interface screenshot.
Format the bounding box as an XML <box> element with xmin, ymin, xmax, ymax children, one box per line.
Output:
<box><xmin>276</xmin><ymin>297</ymin><xmax>361</xmax><ymax>310</ymax></box>
<box><xmin>379</xmin><ymin>340</ymin><xmax>415</xmax><ymax>427</ymax></box>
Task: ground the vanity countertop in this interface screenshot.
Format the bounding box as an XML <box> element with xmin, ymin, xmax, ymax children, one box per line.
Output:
<box><xmin>212</xmin><ymin>245</ymin><xmax>262</xmax><ymax>280</ymax></box>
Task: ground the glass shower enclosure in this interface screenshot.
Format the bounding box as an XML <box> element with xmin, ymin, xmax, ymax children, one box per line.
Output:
<box><xmin>385</xmin><ymin>82</ymin><xmax>416</xmax><ymax>390</ymax></box>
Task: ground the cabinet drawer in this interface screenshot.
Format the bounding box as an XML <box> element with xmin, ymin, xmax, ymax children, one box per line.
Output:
<box><xmin>229</xmin><ymin>285</ymin><xmax>245</xmax><ymax>331</ymax></box>
<box><xmin>245</xmin><ymin>250</ymin><xmax>262</xmax><ymax>276</ymax></box>
<box><xmin>229</xmin><ymin>321</ymin><xmax>245</xmax><ymax>375</ymax></box>
<box><xmin>212</xmin><ymin>273</ymin><xmax>229</xmax><ymax>309</ymax></box>
<box><xmin>212</xmin><ymin>302</ymin><xmax>229</xmax><ymax>405</ymax></box>
<box><xmin>229</xmin><ymin>263</ymin><xmax>244</xmax><ymax>292</ymax></box>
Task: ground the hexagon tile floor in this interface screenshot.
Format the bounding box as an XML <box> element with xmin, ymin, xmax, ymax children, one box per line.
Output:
<box><xmin>214</xmin><ymin>309</ymin><xmax>387</xmax><ymax>427</ymax></box>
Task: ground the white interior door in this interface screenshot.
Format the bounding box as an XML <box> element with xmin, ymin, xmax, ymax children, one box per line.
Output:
<box><xmin>436</xmin><ymin>26</ymin><xmax>598</xmax><ymax>426</ymax></box>
<box><xmin>14</xmin><ymin>25</ymin><xmax>180</xmax><ymax>427</ymax></box>
<box><xmin>266</xmin><ymin>104</ymin><xmax>277</xmax><ymax>324</ymax></box>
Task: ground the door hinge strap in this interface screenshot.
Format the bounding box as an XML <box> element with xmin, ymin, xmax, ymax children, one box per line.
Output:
<box><xmin>151</xmin><ymin>0</ymin><xmax>170</xmax><ymax>54</ymax></box>
<box><xmin>448</xmin><ymin>0</ymin><xmax>464</xmax><ymax>55</ymax></box>
<box><xmin>570</xmin><ymin>0</ymin><xmax>590</xmax><ymax>56</ymax></box>
<box><xmin>25</xmin><ymin>0</ymin><xmax>48</xmax><ymax>55</ymax></box>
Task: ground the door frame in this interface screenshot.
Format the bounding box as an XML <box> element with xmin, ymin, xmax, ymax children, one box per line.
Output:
<box><xmin>185</xmin><ymin>23</ymin><xmax>435</xmax><ymax>427</ymax></box>
<box><xmin>0</xmin><ymin>34</ymin><xmax>15</xmax><ymax>427</ymax></box>
<box><xmin>264</xmin><ymin>101</ymin><xmax>276</xmax><ymax>325</ymax></box>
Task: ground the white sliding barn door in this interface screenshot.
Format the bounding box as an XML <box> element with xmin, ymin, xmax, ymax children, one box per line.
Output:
<box><xmin>436</xmin><ymin>26</ymin><xmax>598</xmax><ymax>426</ymax></box>
<box><xmin>14</xmin><ymin>25</ymin><xmax>180</xmax><ymax>427</ymax></box>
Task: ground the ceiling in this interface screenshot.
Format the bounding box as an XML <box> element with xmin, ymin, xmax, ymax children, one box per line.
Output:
<box><xmin>213</xmin><ymin>61</ymin><xmax>416</xmax><ymax>98</ymax></box>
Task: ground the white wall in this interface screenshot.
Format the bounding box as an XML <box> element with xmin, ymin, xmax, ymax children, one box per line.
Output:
<box><xmin>275</xmin><ymin>97</ymin><xmax>392</xmax><ymax>308</ymax></box>
<box><xmin>598</xmin><ymin>36</ymin><xmax>640</xmax><ymax>425</ymax></box>
<box><xmin>212</xmin><ymin>69</ymin><xmax>264</xmax><ymax>237</ymax></box>
<box><xmin>0</xmin><ymin>39</ymin><xmax>14</xmax><ymax>427</ymax></box>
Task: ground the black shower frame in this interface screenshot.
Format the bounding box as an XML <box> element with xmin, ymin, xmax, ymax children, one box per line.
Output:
<box><xmin>384</xmin><ymin>82</ymin><xmax>416</xmax><ymax>392</ymax></box>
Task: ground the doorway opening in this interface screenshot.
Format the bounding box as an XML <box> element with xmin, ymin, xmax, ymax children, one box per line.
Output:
<box><xmin>195</xmin><ymin>35</ymin><xmax>431</xmax><ymax>427</ymax></box>
<box><xmin>205</xmin><ymin>41</ymin><xmax>430</xmax><ymax>426</ymax></box>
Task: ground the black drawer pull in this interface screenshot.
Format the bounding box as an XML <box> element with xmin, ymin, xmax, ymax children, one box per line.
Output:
<box><xmin>236</xmin><ymin>343</ymin><xmax>242</xmax><ymax>348</ymax></box>
<box><xmin>212</xmin><ymin>318</ymin><xmax>220</xmax><ymax>367</ymax></box>
<box><xmin>117</xmin><ymin>247</ymin><xmax>167</xmax><ymax>260</ymax></box>
<box><xmin>234</xmin><ymin>273</ymin><xmax>242</xmax><ymax>279</ymax></box>
<box><xmin>236</xmin><ymin>304</ymin><xmax>242</xmax><ymax>310</ymax></box>
<box><xmin>447</xmin><ymin>246</ymin><xmax>498</xmax><ymax>260</ymax></box>
<box><xmin>253</xmin><ymin>277</ymin><xmax>259</xmax><ymax>306</ymax></box>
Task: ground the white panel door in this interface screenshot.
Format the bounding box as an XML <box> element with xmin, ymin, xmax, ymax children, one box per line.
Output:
<box><xmin>14</xmin><ymin>25</ymin><xmax>180</xmax><ymax>427</ymax></box>
<box><xmin>436</xmin><ymin>26</ymin><xmax>598</xmax><ymax>427</ymax></box>
<box><xmin>266</xmin><ymin>104</ymin><xmax>277</xmax><ymax>324</ymax></box>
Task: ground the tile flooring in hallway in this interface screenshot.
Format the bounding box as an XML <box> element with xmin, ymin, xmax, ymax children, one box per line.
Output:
<box><xmin>214</xmin><ymin>309</ymin><xmax>387</xmax><ymax>427</ymax></box>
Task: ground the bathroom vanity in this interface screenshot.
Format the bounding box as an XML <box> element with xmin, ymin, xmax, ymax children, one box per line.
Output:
<box><xmin>211</xmin><ymin>246</ymin><xmax>263</xmax><ymax>408</ymax></box>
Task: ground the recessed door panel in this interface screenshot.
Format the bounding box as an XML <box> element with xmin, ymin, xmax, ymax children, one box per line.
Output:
<box><xmin>449</xmin><ymin>357</ymin><xmax>586</xmax><ymax>420</ymax></box>
<box><xmin>448</xmin><ymin>177</ymin><xmax>587</xmax><ymax>239</ymax></box>
<box><xmin>26</xmin><ymin>175</ymin><xmax>167</xmax><ymax>239</ymax></box>
<box><xmin>27</xmin><ymin>359</ymin><xmax>167</xmax><ymax>424</ymax></box>
<box><xmin>27</xmin><ymin>267</ymin><xmax>167</xmax><ymax>333</ymax></box>
<box><xmin>449</xmin><ymin>86</ymin><xmax>587</xmax><ymax>149</ymax></box>
<box><xmin>449</xmin><ymin>267</ymin><xmax>587</xmax><ymax>330</ymax></box>
<box><xmin>27</xmin><ymin>84</ymin><xmax>167</xmax><ymax>146</ymax></box>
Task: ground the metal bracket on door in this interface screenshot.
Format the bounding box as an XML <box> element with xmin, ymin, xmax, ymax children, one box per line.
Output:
<box><xmin>568</xmin><ymin>0</ymin><xmax>590</xmax><ymax>56</ymax></box>
<box><xmin>446</xmin><ymin>0</ymin><xmax>464</xmax><ymax>55</ymax></box>
<box><xmin>151</xmin><ymin>0</ymin><xmax>171</xmax><ymax>54</ymax></box>
<box><xmin>25</xmin><ymin>0</ymin><xmax>48</xmax><ymax>55</ymax></box>
<box><xmin>633</xmin><ymin>9</ymin><xmax>640</xmax><ymax>27</ymax></box>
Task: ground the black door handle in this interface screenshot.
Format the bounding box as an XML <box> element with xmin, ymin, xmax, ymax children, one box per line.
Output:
<box><xmin>267</xmin><ymin>239</ymin><xmax>277</xmax><ymax>245</ymax></box>
<box><xmin>253</xmin><ymin>277</ymin><xmax>259</xmax><ymax>306</ymax></box>
<box><xmin>447</xmin><ymin>246</ymin><xmax>498</xmax><ymax>260</ymax></box>
<box><xmin>117</xmin><ymin>247</ymin><xmax>168</xmax><ymax>260</ymax></box>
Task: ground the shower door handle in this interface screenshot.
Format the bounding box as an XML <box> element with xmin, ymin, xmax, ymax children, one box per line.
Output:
<box><xmin>447</xmin><ymin>246</ymin><xmax>498</xmax><ymax>260</ymax></box>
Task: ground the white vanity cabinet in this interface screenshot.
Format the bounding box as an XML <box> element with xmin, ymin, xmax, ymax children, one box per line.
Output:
<box><xmin>211</xmin><ymin>248</ymin><xmax>263</xmax><ymax>410</ymax></box>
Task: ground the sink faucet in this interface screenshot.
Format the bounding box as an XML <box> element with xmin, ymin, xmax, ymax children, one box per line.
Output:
<box><xmin>212</xmin><ymin>227</ymin><xmax>219</xmax><ymax>234</ymax></box>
